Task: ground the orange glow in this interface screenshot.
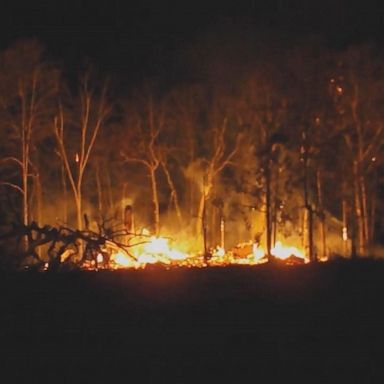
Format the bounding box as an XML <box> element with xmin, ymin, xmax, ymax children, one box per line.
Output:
<box><xmin>271</xmin><ymin>241</ymin><xmax>305</xmax><ymax>260</ymax></box>
<box><xmin>96</xmin><ymin>228</ymin><xmax>308</xmax><ymax>270</ymax></box>
<box><xmin>111</xmin><ymin>250</ymin><xmax>133</xmax><ymax>267</ymax></box>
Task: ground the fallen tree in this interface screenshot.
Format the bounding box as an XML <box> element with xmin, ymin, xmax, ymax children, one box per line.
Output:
<box><xmin>0</xmin><ymin>219</ymin><xmax>145</xmax><ymax>271</ymax></box>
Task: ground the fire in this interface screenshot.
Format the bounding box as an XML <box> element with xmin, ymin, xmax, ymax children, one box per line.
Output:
<box><xmin>96</xmin><ymin>253</ymin><xmax>104</xmax><ymax>263</ymax></box>
<box><xmin>252</xmin><ymin>243</ymin><xmax>265</xmax><ymax>261</ymax></box>
<box><xmin>103</xmin><ymin>228</ymin><xmax>307</xmax><ymax>270</ymax></box>
<box><xmin>139</xmin><ymin>236</ymin><xmax>188</xmax><ymax>262</ymax></box>
<box><xmin>271</xmin><ymin>241</ymin><xmax>305</xmax><ymax>260</ymax></box>
<box><xmin>112</xmin><ymin>250</ymin><xmax>133</xmax><ymax>267</ymax></box>
<box><xmin>109</xmin><ymin>233</ymin><xmax>190</xmax><ymax>269</ymax></box>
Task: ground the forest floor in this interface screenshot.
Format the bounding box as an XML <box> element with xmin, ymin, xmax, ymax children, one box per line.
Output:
<box><xmin>0</xmin><ymin>259</ymin><xmax>383</xmax><ymax>383</ymax></box>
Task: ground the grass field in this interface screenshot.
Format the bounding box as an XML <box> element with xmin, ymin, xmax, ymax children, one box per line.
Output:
<box><xmin>0</xmin><ymin>259</ymin><xmax>382</xmax><ymax>382</ymax></box>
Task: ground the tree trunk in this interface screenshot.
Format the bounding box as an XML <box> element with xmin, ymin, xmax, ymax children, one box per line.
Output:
<box><xmin>353</xmin><ymin>161</ymin><xmax>364</xmax><ymax>256</ymax></box>
<box><xmin>196</xmin><ymin>176</ymin><xmax>212</xmax><ymax>242</ymax></box>
<box><xmin>61</xmin><ymin>162</ymin><xmax>68</xmax><ymax>224</ymax></box>
<box><xmin>95</xmin><ymin>163</ymin><xmax>103</xmax><ymax>217</ymax></box>
<box><xmin>265</xmin><ymin>160</ymin><xmax>272</xmax><ymax>261</ymax></box>
<box><xmin>303</xmin><ymin>154</ymin><xmax>314</xmax><ymax>262</ymax></box>
<box><xmin>149</xmin><ymin>168</ymin><xmax>160</xmax><ymax>236</ymax></box>
<box><xmin>21</xmin><ymin>141</ymin><xmax>29</xmax><ymax>253</ymax></box>
<box><xmin>75</xmin><ymin>189</ymin><xmax>82</xmax><ymax>231</ymax></box>
<box><xmin>316</xmin><ymin>169</ymin><xmax>327</xmax><ymax>259</ymax></box>
<box><xmin>32</xmin><ymin>172</ymin><xmax>43</xmax><ymax>259</ymax></box>
<box><xmin>162</xmin><ymin>162</ymin><xmax>183</xmax><ymax>226</ymax></box>
<box><xmin>370</xmin><ymin>171</ymin><xmax>377</xmax><ymax>245</ymax></box>
<box><xmin>196</xmin><ymin>193</ymin><xmax>205</xmax><ymax>241</ymax></box>
<box><xmin>342</xmin><ymin>198</ymin><xmax>348</xmax><ymax>257</ymax></box>
<box><xmin>359</xmin><ymin>174</ymin><xmax>369</xmax><ymax>253</ymax></box>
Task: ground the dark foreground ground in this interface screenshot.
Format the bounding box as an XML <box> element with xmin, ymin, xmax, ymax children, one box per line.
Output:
<box><xmin>1</xmin><ymin>259</ymin><xmax>383</xmax><ymax>383</ymax></box>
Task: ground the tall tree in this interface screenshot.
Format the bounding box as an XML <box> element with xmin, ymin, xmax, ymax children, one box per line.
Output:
<box><xmin>0</xmin><ymin>40</ymin><xmax>59</xmax><ymax>249</ymax></box>
<box><xmin>54</xmin><ymin>73</ymin><xmax>109</xmax><ymax>231</ymax></box>
<box><xmin>329</xmin><ymin>45</ymin><xmax>384</xmax><ymax>255</ymax></box>
<box><xmin>121</xmin><ymin>93</ymin><xmax>167</xmax><ymax>236</ymax></box>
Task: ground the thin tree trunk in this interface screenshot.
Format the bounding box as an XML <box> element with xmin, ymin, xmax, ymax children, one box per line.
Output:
<box><xmin>308</xmin><ymin>205</ymin><xmax>314</xmax><ymax>261</ymax></box>
<box><xmin>34</xmin><ymin>172</ymin><xmax>43</xmax><ymax>258</ymax></box>
<box><xmin>303</xmin><ymin>153</ymin><xmax>314</xmax><ymax>262</ymax></box>
<box><xmin>61</xmin><ymin>162</ymin><xmax>68</xmax><ymax>224</ymax></box>
<box><xmin>95</xmin><ymin>163</ymin><xmax>103</xmax><ymax>216</ymax></box>
<box><xmin>360</xmin><ymin>174</ymin><xmax>369</xmax><ymax>253</ymax></box>
<box><xmin>370</xmin><ymin>172</ymin><xmax>377</xmax><ymax>245</ymax></box>
<box><xmin>202</xmin><ymin>189</ymin><xmax>209</xmax><ymax>262</ymax></box>
<box><xmin>75</xmin><ymin>188</ymin><xmax>82</xmax><ymax>231</ymax></box>
<box><xmin>350</xmin><ymin>192</ymin><xmax>357</xmax><ymax>259</ymax></box>
<box><xmin>162</xmin><ymin>162</ymin><xmax>183</xmax><ymax>226</ymax></box>
<box><xmin>265</xmin><ymin>160</ymin><xmax>272</xmax><ymax>261</ymax></box>
<box><xmin>149</xmin><ymin>168</ymin><xmax>160</xmax><ymax>236</ymax></box>
<box><xmin>316</xmin><ymin>169</ymin><xmax>327</xmax><ymax>259</ymax></box>
<box><xmin>196</xmin><ymin>193</ymin><xmax>205</xmax><ymax>241</ymax></box>
<box><xmin>342</xmin><ymin>198</ymin><xmax>348</xmax><ymax>257</ymax></box>
<box><xmin>196</xmin><ymin>176</ymin><xmax>212</xmax><ymax>241</ymax></box>
<box><xmin>272</xmin><ymin>200</ymin><xmax>277</xmax><ymax>249</ymax></box>
<box><xmin>353</xmin><ymin>161</ymin><xmax>364</xmax><ymax>256</ymax></box>
<box><xmin>21</xmin><ymin>136</ymin><xmax>29</xmax><ymax>252</ymax></box>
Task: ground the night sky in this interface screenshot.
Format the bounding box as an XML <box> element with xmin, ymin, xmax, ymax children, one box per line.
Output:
<box><xmin>1</xmin><ymin>0</ymin><xmax>384</xmax><ymax>85</ymax></box>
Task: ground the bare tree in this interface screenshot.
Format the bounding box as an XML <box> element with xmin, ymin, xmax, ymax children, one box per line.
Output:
<box><xmin>0</xmin><ymin>40</ymin><xmax>59</xmax><ymax>250</ymax></box>
<box><xmin>122</xmin><ymin>95</ymin><xmax>165</xmax><ymax>236</ymax></box>
<box><xmin>330</xmin><ymin>46</ymin><xmax>384</xmax><ymax>256</ymax></box>
<box><xmin>195</xmin><ymin>117</ymin><xmax>242</xmax><ymax>240</ymax></box>
<box><xmin>54</xmin><ymin>74</ymin><xmax>109</xmax><ymax>231</ymax></box>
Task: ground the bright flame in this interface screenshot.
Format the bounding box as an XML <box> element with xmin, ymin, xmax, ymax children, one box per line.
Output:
<box><xmin>251</xmin><ymin>241</ymin><xmax>305</xmax><ymax>262</ymax></box>
<box><xmin>271</xmin><ymin>241</ymin><xmax>304</xmax><ymax>260</ymax></box>
<box><xmin>213</xmin><ymin>246</ymin><xmax>225</xmax><ymax>257</ymax></box>
<box><xmin>144</xmin><ymin>236</ymin><xmax>169</xmax><ymax>254</ymax></box>
<box><xmin>112</xmin><ymin>251</ymin><xmax>132</xmax><ymax>267</ymax></box>
<box><xmin>141</xmin><ymin>236</ymin><xmax>188</xmax><ymax>262</ymax></box>
<box><xmin>98</xmin><ymin>227</ymin><xmax>307</xmax><ymax>270</ymax></box>
<box><xmin>342</xmin><ymin>227</ymin><xmax>348</xmax><ymax>241</ymax></box>
<box><xmin>137</xmin><ymin>254</ymin><xmax>159</xmax><ymax>264</ymax></box>
<box><xmin>252</xmin><ymin>243</ymin><xmax>265</xmax><ymax>260</ymax></box>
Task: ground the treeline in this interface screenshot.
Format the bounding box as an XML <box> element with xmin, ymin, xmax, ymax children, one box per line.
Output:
<box><xmin>0</xmin><ymin>38</ymin><xmax>383</xmax><ymax>263</ymax></box>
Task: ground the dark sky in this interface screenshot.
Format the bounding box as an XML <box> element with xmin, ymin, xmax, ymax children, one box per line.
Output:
<box><xmin>1</xmin><ymin>1</ymin><xmax>384</xmax><ymax>83</ymax></box>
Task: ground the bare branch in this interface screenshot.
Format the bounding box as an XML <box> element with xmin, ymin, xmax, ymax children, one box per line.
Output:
<box><xmin>0</xmin><ymin>157</ymin><xmax>23</xmax><ymax>168</ymax></box>
<box><xmin>121</xmin><ymin>152</ymin><xmax>151</xmax><ymax>169</ymax></box>
<box><xmin>54</xmin><ymin>109</ymin><xmax>78</xmax><ymax>199</ymax></box>
<box><xmin>0</xmin><ymin>182</ymin><xmax>24</xmax><ymax>195</ymax></box>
